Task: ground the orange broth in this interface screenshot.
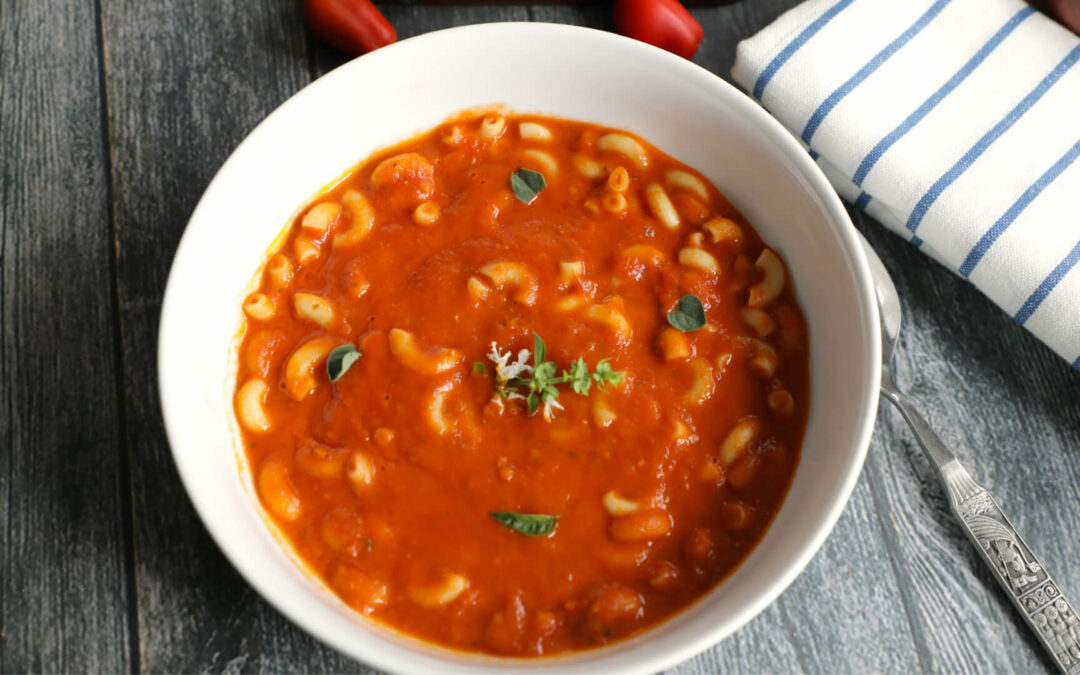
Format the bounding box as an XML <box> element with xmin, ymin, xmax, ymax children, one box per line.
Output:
<box><xmin>234</xmin><ymin>111</ymin><xmax>809</xmax><ymax>656</ymax></box>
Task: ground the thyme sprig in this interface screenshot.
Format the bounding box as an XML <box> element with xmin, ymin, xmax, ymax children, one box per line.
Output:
<box><xmin>487</xmin><ymin>333</ymin><xmax>624</xmax><ymax>420</ymax></box>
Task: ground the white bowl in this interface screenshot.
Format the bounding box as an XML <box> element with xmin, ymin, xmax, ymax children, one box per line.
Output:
<box><xmin>159</xmin><ymin>22</ymin><xmax>881</xmax><ymax>674</ymax></box>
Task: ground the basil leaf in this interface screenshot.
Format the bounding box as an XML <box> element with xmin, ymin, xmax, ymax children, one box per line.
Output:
<box><xmin>511</xmin><ymin>168</ymin><xmax>546</xmax><ymax>204</ymax></box>
<box><xmin>472</xmin><ymin>361</ymin><xmax>487</xmax><ymax>375</ymax></box>
<box><xmin>326</xmin><ymin>344</ymin><xmax>361</xmax><ymax>382</ymax></box>
<box><xmin>490</xmin><ymin>511</ymin><xmax>560</xmax><ymax>537</ymax></box>
<box><xmin>533</xmin><ymin>332</ymin><xmax>546</xmax><ymax>365</ymax></box>
<box><xmin>666</xmin><ymin>294</ymin><xmax>706</xmax><ymax>332</ymax></box>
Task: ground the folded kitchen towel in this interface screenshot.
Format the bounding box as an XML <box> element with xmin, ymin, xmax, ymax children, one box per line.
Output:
<box><xmin>732</xmin><ymin>0</ymin><xmax>1080</xmax><ymax>369</ymax></box>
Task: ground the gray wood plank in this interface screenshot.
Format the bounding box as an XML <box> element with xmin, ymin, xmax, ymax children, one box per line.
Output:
<box><xmin>97</xmin><ymin>0</ymin><xmax>365</xmax><ymax>671</ymax></box>
<box><xmin>0</xmin><ymin>0</ymin><xmax>132</xmax><ymax>671</ymax></box>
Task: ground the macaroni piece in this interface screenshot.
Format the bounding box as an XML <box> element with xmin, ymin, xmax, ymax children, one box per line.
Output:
<box><xmin>598</xmin><ymin>133</ymin><xmax>649</xmax><ymax>167</ymax></box>
<box><xmin>521</xmin><ymin>149</ymin><xmax>558</xmax><ymax>176</ymax></box>
<box><xmin>703</xmin><ymin>216</ymin><xmax>742</xmax><ymax>245</ymax></box>
<box><xmin>301</xmin><ymin>201</ymin><xmax>341</xmax><ymax>232</ymax></box>
<box><xmin>265</xmin><ymin>255</ymin><xmax>293</xmax><ymax>289</ymax></box>
<box><xmin>478</xmin><ymin>261</ymin><xmax>539</xmax><ymax>307</ymax></box>
<box><xmin>236</xmin><ymin>378</ymin><xmax>271</xmax><ymax>433</ymax></box>
<box><xmin>602</xmin><ymin>490</ymin><xmax>641</xmax><ymax>516</ymax></box>
<box><xmin>665</xmin><ymin>170</ymin><xmax>709</xmax><ymax>202</ymax></box>
<box><xmin>678</xmin><ymin>247</ymin><xmax>719</xmax><ymax>274</ymax></box>
<box><xmin>243</xmin><ymin>293</ymin><xmax>275</xmax><ymax>321</ymax></box>
<box><xmin>644</xmin><ymin>184</ymin><xmax>680</xmax><ymax>230</ymax></box>
<box><xmin>388</xmin><ymin>328</ymin><xmax>464</xmax><ymax>375</ymax></box>
<box><xmin>748</xmin><ymin>249</ymin><xmax>786</xmax><ymax>308</ymax></box>
<box><xmin>284</xmin><ymin>336</ymin><xmax>337</xmax><ymax>401</ymax></box>
<box><xmin>519</xmin><ymin>121</ymin><xmax>553</xmax><ymax>141</ymax></box>
<box><xmin>293</xmin><ymin>292</ymin><xmax>335</xmax><ymax>328</ymax></box>
<box><xmin>572</xmin><ymin>153</ymin><xmax>605</xmax><ymax>179</ymax></box>
<box><xmin>479</xmin><ymin>114</ymin><xmax>507</xmax><ymax>139</ymax></box>
<box><xmin>334</xmin><ymin>190</ymin><xmax>375</xmax><ymax>248</ymax></box>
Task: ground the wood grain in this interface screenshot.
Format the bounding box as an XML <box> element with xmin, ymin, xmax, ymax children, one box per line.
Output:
<box><xmin>3</xmin><ymin>0</ymin><xmax>1079</xmax><ymax>671</ymax></box>
<box><xmin>0</xmin><ymin>0</ymin><xmax>132</xmax><ymax>671</ymax></box>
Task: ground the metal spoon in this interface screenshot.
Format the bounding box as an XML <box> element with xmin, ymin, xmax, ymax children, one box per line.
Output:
<box><xmin>859</xmin><ymin>234</ymin><xmax>1080</xmax><ymax>674</ymax></box>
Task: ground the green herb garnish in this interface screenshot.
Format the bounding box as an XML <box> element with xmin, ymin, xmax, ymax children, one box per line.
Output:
<box><xmin>472</xmin><ymin>361</ymin><xmax>487</xmax><ymax>375</ymax></box>
<box><xmin>666</xmin><ymin>294</ymin><xmax>706</xmax><ymax>332</ymax></box>
<box><xmin>490</xmin><ymin>511</ymin><xmax>560</xmax><ymax>537</ymax></box>
<box><xmin>487</xmin><ymin>333</ymin><xmax>624</xmax><ymax>420</ymax></box>
<box><xmin>510</xmin><ymin>168</ymin><xmax>546</xmax><ymax>204</ymax></box>
<box><xmin>326</xmin><ymin>344</ymin><xmax>361</xmax><ymax>382</ymax></box>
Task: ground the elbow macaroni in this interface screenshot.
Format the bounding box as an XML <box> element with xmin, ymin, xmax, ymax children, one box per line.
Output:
<box><xmin>258</xmin><ymin>458</ymin><xmax>302</xmax><ymax>521</ymax></box>
<box><xmin>598</xmin><ymin>133</ymin><xmax>649</xmax><ymax>167</ymax></box>
<box><xmin>284</xmin><ymin>336</ymin><xmax>338</xmax><ymax>401</ymax></box>
<box><xmin>748</xmin><ymin>249</ymin><xmax>785</xmax><ymax>307</ymax></box>
<box><xmin>301</xmin><ymin>201</ymin><xmax>341</xmax><ymax>232</ymax></box>
<box><xmin>265</xmin><ymin>255</ymin><xmax>293</xmax><ymax>289</ymax></box>
<box><xmin>243</xmin><ymin>293</ymin><xmax>275</xmax><ymax>321</ymax></box>
<box><xmin>572</xmin><ymin>153</ymin><xmax>605</xmax><ymax>179</ymax></box>
<box><xmin>643</xmin><ymin>184</ymin><xmax>680</xmax><ymax>230</ymax></box>
<box><xmin>479</xmin><ymin>114</ymin><xmax>507</xmax><ymax>139</ymax></box>
<box><xmin>602</xmin><ymin>490</ymin><xmax>640</xmax><ymax>516</ymax></box>
<box><xmin>521</xmin><ymin>149</ymin><xmax>558</xmax><ymax>176</ymax></box>
<box><xmin>678</xmin><ymin>247</ymin><xmax>719</xmax><ymax>275</ymax></box>
<box><xmin>702</xmin><ymin>217</ymin><xmax>742</xmax><ymax>246</ymax></box>
<box><xmin>334</xmin><ymin>190</ymin><xmax>375</xmax><ymax>248</ymax></box>
<box><xmin>478</xmin><ymin>261</ymin><xmax>539</xmax><ymax>306</ymax></box>
<box><xmin>412</xmin><ymin>201</ymin><xmax>440</xmax><ymax>226</ymax></box>
<box><xmin>740</xmin><ymin>308</ymin><xmax>777</xmax><ymax>337</ymax></box>
<box><xmin>584</xmin><ymin>299</ymin><xmax>633</xmax><ymax>343</ymax></box>
<box><xmin>346</xmin><ymin>451</ymin><xmax>375</xmax><ymax>490</ymax></box>
<box><xmin>519</xmin><ymin>121</ymin><xmax>553</xmax><ymax>141</ymax></box>
<box><xmin>388</xmin><ymin>328</ymin><xmax>464</xmax><ymax>375</ymax></box>
<box><xmin>719</xmin><ymin>418</ymin><xmax>762</xmax><ymax>467</ymax></box>
<box><xmin>685</xmin><ymin>357</ymin><xmax>714</xmax><ymax>405</ymax></box>
<box><xmin>293</xmin><ymin>292</ymin><xmax>335</xmax><ymax>328</ymax></box>
<box><xmin>237</xmin><ymin>378</ymin><xmax>272</xmax><ymax>433</ymax></box>
<box><xmin>408</xmin><ymin>572</ymin><xmax>469</xmax><ymax>607</ymax></box>
<box><xmin>665</xmin><ymin>170</ymin><xmax>708</xmax><ymax>202</ymax></box>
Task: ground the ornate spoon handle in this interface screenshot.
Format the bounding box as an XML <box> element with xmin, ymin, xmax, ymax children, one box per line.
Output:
<box><xmin>883</xmin><ymin>382</ymin><xmax>1080</xmax><ymax>674</ymax></box>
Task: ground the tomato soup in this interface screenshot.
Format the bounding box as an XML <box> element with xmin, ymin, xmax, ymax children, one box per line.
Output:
<box><xmin>234</xmin><ymin>110</ymin><xmax>809</xmax><ymax>656</ymax></box>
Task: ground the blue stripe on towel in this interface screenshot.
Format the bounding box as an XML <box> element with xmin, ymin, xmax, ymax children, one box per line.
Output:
<box><xmin>905</xmin><ymin>43</ymin><xmax>1080</xmax><ymax>235</ymax></box>
<box><xmin>854</xmin><ymin>192</ymin><xmax>873</xmax><ymax>210</ymax></box>
<box><xmin>1073</xmin><ymin>355</ymin><xmax>1080</xmax><ymax>371</ymax></box>
<box><xmin>1015</xmin><ymin>240</ymin><xmax>1080</xmax><ymax>325</ymax></box>
<box><xmin>959</xmin><ymin>139</ymin><xmax>1080</xmax><ymax>277</ymax></box>
<box><xmin>801</xmin><ymin>0</ymin><xmax>953</xmax><ymax>145</ymax></box>
<box><xmin>852</xmin><ymin>6</ymin><xmax>1034</xmax><ymax>187</ymax></box>
<box><xmin>752</xmin><ymin>0</ymin><xmax>857</xmax><ymax>101</ymax></box>
<box><xmin>809</xmin><ymin>148</ymin><xmax>820</xmax><ymax>161</ymax></box>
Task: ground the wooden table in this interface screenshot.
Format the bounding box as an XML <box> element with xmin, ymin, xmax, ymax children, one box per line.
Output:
<box><xmin>3</xmin><ymin>1</ymin><xmax>1079</xmax><ymax>671</ymax></box>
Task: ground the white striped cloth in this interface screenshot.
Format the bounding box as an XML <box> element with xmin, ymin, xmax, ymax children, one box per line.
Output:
<box><xmin>732</xmin><ymin>0</ymin><xmax>1080</xmax><ymax>370</ymax></box>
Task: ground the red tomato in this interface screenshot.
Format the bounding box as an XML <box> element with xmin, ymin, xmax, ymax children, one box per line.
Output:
<box><xmin>1045</xmin><ymin>0</ymin><xmax>1080</xmax><ymax>35</ymax></box>
<box><xmin>304</xmin><ymin>0</ymin><xmax>396</xmax><ymax>57</ymax></box>
<box><xmin>613</xmin><ymin>0</ymin><xmax>704</xmax><ymax>60</ymax></box>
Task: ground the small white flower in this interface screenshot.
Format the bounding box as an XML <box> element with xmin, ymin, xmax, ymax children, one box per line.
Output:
<box><xmin>541</xmin><ymin>396</ymin><xmax>564</xmax><ymax>422</ymax></box>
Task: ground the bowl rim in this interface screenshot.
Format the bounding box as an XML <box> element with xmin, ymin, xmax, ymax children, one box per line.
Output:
<box><xmin>158</xmin><ymin>20</ymin><xmax>881</xmax><ymax>673</ymax></box>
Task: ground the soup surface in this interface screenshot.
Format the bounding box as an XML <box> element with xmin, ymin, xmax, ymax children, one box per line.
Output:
<box><xmin>234</xmin><ymin>110</ymin><xmax>809</xmax><ymax>656</ymax></box>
